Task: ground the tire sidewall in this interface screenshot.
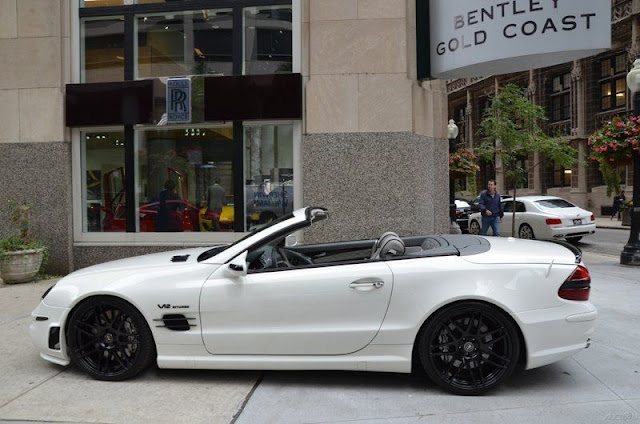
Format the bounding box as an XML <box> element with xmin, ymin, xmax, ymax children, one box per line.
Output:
<box><xmin>66</xmin><ymin>296</ymin><xmax>156</xmax><ymax>381</ymax></box>
<box><xmin>418</xmin><ymin>301</ymin><xmax>520</xmax><ymax>395</ymax></box>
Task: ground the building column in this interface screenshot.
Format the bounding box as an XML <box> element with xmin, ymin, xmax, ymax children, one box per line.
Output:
<box><xmin>493</xmin><ymin>78</ymin><xmax>506</xmax><ymax>191</ymax></box>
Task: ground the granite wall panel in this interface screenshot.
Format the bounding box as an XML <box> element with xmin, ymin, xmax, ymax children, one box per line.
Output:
<box><xmin>0</xmin><ymin>142</ymin><xmax>72</xmax><ymax>275</ymax></box>
<box><xmin>302</xmin><ymin>132</ymin><xmax>449</xmax><ymax>244</ymax></box>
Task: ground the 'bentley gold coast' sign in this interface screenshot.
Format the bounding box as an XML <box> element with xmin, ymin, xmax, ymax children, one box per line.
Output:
<box><xmin>420</xmin><ymin>0</ymin><xmax>611</xmax><ymax>79</ymax></box>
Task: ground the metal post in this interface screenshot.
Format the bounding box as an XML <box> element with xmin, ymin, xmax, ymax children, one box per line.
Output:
<box><xmin>621</xmin><ymin>94</ymin><xmax>640</xmax><ymax>265</ymax></box>
<box><xmin>449</xmin><ymin>137</ymin><xmax>461</xmax><ymax>234</ymax></box>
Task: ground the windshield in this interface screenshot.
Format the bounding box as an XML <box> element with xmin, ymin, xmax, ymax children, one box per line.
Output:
<box><xmin>197</xmin><ymin>212</ymin><xmax>295</xmax><ymax>262</ymax></box>
<box><xmin>536</xmin><ymin>199</ymin><xmax>576</xmax><ymax>209</ymax></box>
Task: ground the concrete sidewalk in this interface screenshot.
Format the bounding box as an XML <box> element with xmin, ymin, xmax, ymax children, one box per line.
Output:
<box><xmin>595</xmin><ymin>216</ymin><xmax>630</xmax><ymax>230</ymax></box>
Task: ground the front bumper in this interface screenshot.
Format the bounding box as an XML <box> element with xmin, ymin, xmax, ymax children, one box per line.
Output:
<box><xmin>29</xmin><ymin>300</ymin><xmax>71</xmax><ymax>366</ymax></box>
<box><xmin>516</xmin><ymin>301</ymin><xmax>597</xmax><ymax>370</ymax></box>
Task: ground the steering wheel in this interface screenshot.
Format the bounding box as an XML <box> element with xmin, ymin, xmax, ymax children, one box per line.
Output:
<box><xmin>277</xmin><ymin>247</ymin><xmax>314</xmax><ymax>267</ymax></box>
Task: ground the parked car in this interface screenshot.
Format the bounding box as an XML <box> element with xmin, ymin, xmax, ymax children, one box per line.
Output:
<box><xmin>454</xmin><ymin>198</ymin><xmax>473</xmax><ymax>233</ymax></box>
<box><xmin>468</xmin><ymin>195</ymin><xmax>596</xmax><ymax>243</ymax></box>
<box><xmin>31</xmin><ymin>207</ymin><xmax>595</xmax><ymax>395</ymax></box>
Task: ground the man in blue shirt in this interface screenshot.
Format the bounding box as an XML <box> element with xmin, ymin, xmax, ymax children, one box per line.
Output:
<box><xmin>478</xmin><ymin>180</ymin><xmax>503</xmax><ymax>236</ymax></box>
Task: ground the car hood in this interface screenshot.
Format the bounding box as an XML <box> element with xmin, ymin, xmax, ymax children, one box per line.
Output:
<box><xmin>463</xmin><ymin>237</ymin><xmax>578</xmax><ymax>265</ymax></box>
<box><xmin>69</xmin><ymin>246</ymin><xmax>222</xmax><ymax>278</ymax></box>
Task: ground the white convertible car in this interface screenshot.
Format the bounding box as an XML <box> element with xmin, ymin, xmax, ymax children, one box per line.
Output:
<box><xmin>468</xmin><ymin>195</ymin><xmax>596</xmax><ymax>243</ymax></box>
<box><xmin>30</xmin><ymin>207</ymin><xmax>596</xmax><ymax>395</ymax></box>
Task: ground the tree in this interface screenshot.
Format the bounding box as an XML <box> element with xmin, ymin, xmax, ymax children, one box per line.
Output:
<box><xmin>477</xmin><ymin>84</ymin><xmax>577</xmax><ymax>237</ymax></box>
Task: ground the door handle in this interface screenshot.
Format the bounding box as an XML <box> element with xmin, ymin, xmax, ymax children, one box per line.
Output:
<box><xmin>349</xmin><ymin>280</ymin><xmax>384</xmax><ymax>289</ymax></box>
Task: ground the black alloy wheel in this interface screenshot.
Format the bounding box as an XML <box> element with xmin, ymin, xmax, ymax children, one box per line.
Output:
<box><xmin>66</xmin><ymin>297</ymin><xmax>155</xmax><ymax>381</ymax></box>
<box><xmin>418</xmin><ymin>302</ymin><xmax>520</xmax><ymax>395</ymax></box>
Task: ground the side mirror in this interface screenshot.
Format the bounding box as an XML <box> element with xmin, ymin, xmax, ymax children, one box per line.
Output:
<box><xmin>225</xmin><ymin>251</ymin><xmax>248</xmax><ymax>278</ymax></box>
<box><xmin>285</xmin><ymin>234</ymin><xmax>298</xmax><ymax>247</ymax></box>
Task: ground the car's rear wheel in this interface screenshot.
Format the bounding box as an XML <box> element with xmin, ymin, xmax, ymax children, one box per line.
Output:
<box><xmin>469</xmin><ymin>220</ymin><xmax>480</xmax><ymax>235</ymax></box>
<box><xmin>66</xmin><ymin>296</ymin><xmax>155</xmax><ymax>381</ymax></box>
<box><xmin>518</xmin><ymin>224</ymin><xmax>535</xmax><ymax>240</ymax></box>
<box><xmin>566</xmin><ymin>236</ymin><xmax>582</xmax><ymax>244</ymax></box>
<box><xmin>418</xmin><ymin>302</ymin><xmax>520</xmax><ymax>395</ymax></box>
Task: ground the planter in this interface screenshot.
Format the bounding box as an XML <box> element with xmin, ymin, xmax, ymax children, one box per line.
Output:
<box><xmin>622</xmin><ymin>209</ymin><xmax>632</xmax><ymax>226</ymax></box>
<box><xmin>0</xmin><ymin>248</ymin><xmax>45</xmax><ymax>284</ymax></box>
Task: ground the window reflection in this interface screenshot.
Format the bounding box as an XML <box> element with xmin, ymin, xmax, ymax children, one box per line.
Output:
<box><xmin>137</xmin><ymin>9</ymin><xmax>233</xmax><ymax>79</ymax></box>
<box><xmin>82</xmin><ymin>131</ymin><xmax>126</xmax><ymax>232</ymax></box>
<box><xmin>244</xmin><ymin>6</ymin><xmax>292</xmax><ymax>75</ymax></box>
<box><xmin>81</xmin><ymin>18</ymin><xmax>125</xmax><ymax>82</ymax></box>
<box><xmin>137</xmin><ymin>127</ymin><xmax>234</xmax><ymax>232</ymax></box>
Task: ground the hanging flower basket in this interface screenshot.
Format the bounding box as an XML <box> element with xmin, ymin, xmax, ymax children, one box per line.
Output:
<box><xmin>589</xmin><ymin>117</ymin><xmax>640</xmax><ymax>168</ymax></box>
<box><xmin>449</xmin><ymin>148</ymin><xmax>480</xmax><ymax>179</ymax></box>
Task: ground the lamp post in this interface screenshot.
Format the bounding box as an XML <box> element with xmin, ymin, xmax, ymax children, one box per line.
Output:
<box><xmin>621</xmin><ymin>58</ymin><xmax>640</xmax><ymax>266</ymax></box>
<box><xmin>448</xmin><ymin>119</ymin><xmax>461</xmax><ymax>234</ymax></box>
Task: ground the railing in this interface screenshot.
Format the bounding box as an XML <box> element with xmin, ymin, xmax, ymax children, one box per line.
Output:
<box><xmin>446</xmin><ymin>76</ymin><xmax>491</xmax><ymax>94</ymax></box>
<box><xmin>594</xmin><ymin>109</ymin><xmax>629</xmax><ymax>128</ymax></box>
<box><xmin>546</xmin><ymin>120</ymin><xmax>572</xmax><ymax>137</ymax></box>
<box><xmin>612</xmin><ymin>0</ymin><xmax>633</xmax><ymax>24</ymax></box>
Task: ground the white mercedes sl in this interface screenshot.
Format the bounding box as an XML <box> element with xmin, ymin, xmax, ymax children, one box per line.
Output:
<box><xmin>30</xmin><ymin>207</ymin><xmax>596</xmax><ymax>395</ymax></box>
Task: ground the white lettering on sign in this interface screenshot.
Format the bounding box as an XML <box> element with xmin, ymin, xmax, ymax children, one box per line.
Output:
<box><xmin>429</xmin><ymin>0</ymin><xmax>611</xmax><ymax>79</ymax></box>
<box><xmin>166</xmin><ymin>78</ymin><xmax>191</xmax><ymax>124</ymax></box>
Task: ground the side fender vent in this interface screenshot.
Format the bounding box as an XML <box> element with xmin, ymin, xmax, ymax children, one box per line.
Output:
<box><xmin>171</xmin><ymin>254</ymin><xmax>190</xmax><ymax>263</ymax></box>
<box><xmin>154</xmin><ymin>314</ymin><xmax>196</xmax><ymax>331</ymax></box>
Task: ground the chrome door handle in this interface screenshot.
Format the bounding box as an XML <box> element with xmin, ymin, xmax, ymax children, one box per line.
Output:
<box><xmin>349</xmin><ymin>280</ymin><xmax>384</xmax><ymax>289</ymax></box>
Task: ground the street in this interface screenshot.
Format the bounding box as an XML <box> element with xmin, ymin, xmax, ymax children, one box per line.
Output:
<box><xmin>578</xmin><ymin>228</ymin><xmax>631</xmax><ymax>257</ymax></box>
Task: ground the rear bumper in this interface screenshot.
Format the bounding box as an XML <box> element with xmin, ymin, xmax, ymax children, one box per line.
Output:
<box><xmin>515</xmin><ymin>302</ymin><xmax>596</xmax><ymax>370</ymax></box>
<box><xmin>548</xmin><ymin>223</ymin><xmax>596</xmax><ymax>239</ymax></box>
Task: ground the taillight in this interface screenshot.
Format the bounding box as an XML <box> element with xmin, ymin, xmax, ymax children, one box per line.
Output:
<box><xmin>590</xmin><ymin>214</ymin><xmax>595</xmax><ymax>221</ymax></box>
<box><xmin>546</xmin><ymin>218</ymin><xmax>562</xmax><ymax>225</ymax></box>
<box><xmin>558</xmin><ymin>265</ymin><xmax>591</xmax><ymax>301</ymax></box>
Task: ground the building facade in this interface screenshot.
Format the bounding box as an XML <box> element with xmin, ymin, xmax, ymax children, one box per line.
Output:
<box><xmin>0</xmin><ymin>0</ymin><xmax>450</xmax><ymax>275</ymax></box>
<box><xmin>447</xmin><ymin>0</ymin><xmax>637</xmax><ymax>214</ymax></box>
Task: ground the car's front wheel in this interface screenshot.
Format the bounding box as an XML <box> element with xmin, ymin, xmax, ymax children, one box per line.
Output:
<box><xmin>469</xmin><ymin>220</ymin><xmax>480</xmax><ymax>235</ymax></box>
<box><xmin>418</xmin><ymin>302</ymin><xmax>520</xmax><ymax>395</ymax></box>
<box><xmin>66</xmin><ymin>296</ymin><xmax>155</xmax><ymax>381</ymax></box>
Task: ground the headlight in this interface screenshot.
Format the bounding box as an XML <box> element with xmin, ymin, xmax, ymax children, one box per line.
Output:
<box><xmin>42</xmin><ymin>284</ymin><xmax>56</xmax><ymax>299</ymax></box>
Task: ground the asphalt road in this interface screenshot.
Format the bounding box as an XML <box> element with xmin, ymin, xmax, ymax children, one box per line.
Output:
<box><xmin>577</xmin><ymin>228</ymin><xmax>631</xmax><ymax>257</ymax></box>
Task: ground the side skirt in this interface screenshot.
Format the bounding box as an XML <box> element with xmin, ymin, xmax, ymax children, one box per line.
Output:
<box><xmin>156</xmin><ymin>344</ymin><xmax>413</xmax><ymax>374</ymax></box>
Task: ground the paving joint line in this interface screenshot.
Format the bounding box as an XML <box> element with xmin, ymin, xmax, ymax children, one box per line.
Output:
<box><xmin>571</xmin><ymin>357</ymin><xmax>638</xmax><ymax>413</ymax></box>
<box><xmin>229</xmin><ymin>372</ymin><xmax>264</xmax><ymax>424</ymax></box>
<box><xmin>0</xmin><ymin>367</ymin><xmax>69</xmax><ymax>411</ymax></box>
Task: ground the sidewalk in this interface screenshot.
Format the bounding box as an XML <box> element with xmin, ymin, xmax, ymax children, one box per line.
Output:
<box><xmin>594</xmin><ymin>216</ymin><xmax>630</xmax><ymax>230</ymax></box>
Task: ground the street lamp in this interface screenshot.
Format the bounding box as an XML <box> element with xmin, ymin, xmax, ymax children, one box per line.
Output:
<box><xmin>621</xmin><ymin>58</ymin><xmax>640</xmax><ymax>265</ymax></box>
<box><xmin>448</xmin><ymin>119</ymin><xmax>461</xmax><ymax>234</ymax></box>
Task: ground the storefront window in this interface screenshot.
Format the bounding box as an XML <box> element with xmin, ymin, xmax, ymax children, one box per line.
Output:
<box><xmin>81</xmin><ymin>17</ymin><xmax>125</xmax><ymax>83</ymax></box>
<box><xmin>82</xmin><ymin>130</ymin><xmax>126</xmax><ymax>232</ymax></box>
<box><xmin>82</xmin><ymin>0</ymin><xmax>189</xmax><ymax>6</ymax></box>
<box><xmin>136</xmin><ymin>126</ymin><xmax>234</xmax><ymax>232</ymax></box>
<box><xmin>137</xmin><ymin>9</ymin><xmax>233</xmax><ymax>79</ymax></box>
<box><xmin>244</xmin><ymin>6</ymin><xmax>292</xmax><ymax>75</ymax></box>
<box><xmin>244</xmin><ymin>124</ymin><xmax>293</xmax><ymax>231</ymax></box>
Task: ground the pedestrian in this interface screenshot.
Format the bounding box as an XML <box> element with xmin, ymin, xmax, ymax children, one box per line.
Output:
<box><xmin>478</xmin><ymin>180</ymin><xmax>503</xmax><ymax>236</ymax></box>
<box><xmin>611</xmin><ymin>192</ymin><xmax>625</xmax><ymax>220</ymax></box>
<box><xmin>207</xmin><ymin>177</ymin><xmax>226</xmax><ymax>214</ymax></box>
<box><xmin>156</xmin><ymin>179</ymin><xmax>183</xmax><ymax>232</ymax></box>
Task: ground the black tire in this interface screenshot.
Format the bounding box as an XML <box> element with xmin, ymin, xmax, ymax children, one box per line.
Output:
<box><xmin>469</xmin><ymin>220</ymin><xmax>481</xmax><ymax>235</ymax></box>
<box><xmin>518</xmin><ymin>224</ymin><xmax>535</xmax><ymax>240</ymax></box>
<box><xmin>66</xmin><ymin>296</ymin><xmax>155</xmax><ymax>381</ymax></box>
<box><xmin>418</xmin><ymin>302</ymin><xmax>520</xmax><ymax>395</ymax></box>
<box><xmin>566</xmin><ymin>236</ymin><xmax>582</xmax><ymax>245</ymax></box>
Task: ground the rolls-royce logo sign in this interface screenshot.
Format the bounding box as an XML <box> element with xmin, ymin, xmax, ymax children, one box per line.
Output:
<box><xmin>426</xmin><ymin>0</ymin><xmax>611</xmax><ymax>79</ymax></box>
<box><xmin>167</xmin><ymin>78</ymin><xmax>191</xmax><ymax>124</ymax></box>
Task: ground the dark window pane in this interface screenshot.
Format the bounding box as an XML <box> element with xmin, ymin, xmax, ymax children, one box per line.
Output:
<box><xmin>601</xmin><ymin>59</ymin><xmax>611</xmax><ymax>78</ymax></box>
<box><xmin>81</xmin><ymin>18</ymin><xmax>125</xmax><ymax>82</ymax></box>
<box><xmin>244</xmin><ymin>6</ymin><xmax>293</xmax><ymax>74</ymax></box>
<box><xmin>615</xmin><ymin>54</ymin><xmax>626</xmax><ymax>73</ymax></box>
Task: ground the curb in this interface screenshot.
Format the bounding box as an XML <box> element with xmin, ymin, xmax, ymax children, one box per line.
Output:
<box><xmin>596</xmin><ymin>225</ymin><xmax>630</xmax><ymax>230</ymax></box>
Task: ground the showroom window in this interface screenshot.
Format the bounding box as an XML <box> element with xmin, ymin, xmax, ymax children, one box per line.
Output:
<box><xmin>75</xmin><ymin>0</ymin><xmax>297</xmax><ymax>238</ymax></box>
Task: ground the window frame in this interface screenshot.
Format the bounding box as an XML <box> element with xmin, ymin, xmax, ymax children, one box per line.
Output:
<box><xmin>549</xmin><ymin>72</ymin><xmax>570</xmax><ymax>123</ymax></box>
<box><xmin>70</xmin><ymin>0</ymin><xmax>302</xmax><ymax>244</ymax></box>
<box><xmin>598</xmin><ymin>52</ymin><xmax>628</xmax><ymax>112</ymax></box>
